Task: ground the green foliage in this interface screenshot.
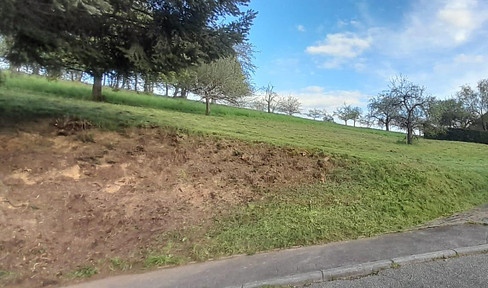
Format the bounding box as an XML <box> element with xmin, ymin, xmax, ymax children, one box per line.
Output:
<box><xmin>144</xmin><ymin>243</ymin><xmax>185</xmax><ymax>267</ymax></box>
<box><xmin>191</xmin><ymin>57</ymin><xmax>251</xmax><ymax>115</ymax></box>
<box><xmin>109</xmin><ymin>257</ymin><xmax>132</xmax><ymax>271</ymax></box>
<box><xmin>69</xmin><ymin>266</ymin><xmax>98</xmax><ymax>278</ymax></box>
<box><xmin>425</xmin><ymin>128</ymin><xmax>488</xmax><ymax>145</ymax></box>
<box><xmin>368</xmin><ymin>92</ymin><xmax>399</xmax><ymax>131</ymax></box>
<box><xmin>457</xmin><ymin>81</ymin><xmax>488</xmax><ymax>131</ymax></box>
<box><xmin>428</xmin><ymin>98</ymin><xmax>472</xmax><ymax>129</ymax></box>
<box><xmin>0</xmin><ymin>0</ymin><xmax>256</xmax><ymax>99</ymax></box>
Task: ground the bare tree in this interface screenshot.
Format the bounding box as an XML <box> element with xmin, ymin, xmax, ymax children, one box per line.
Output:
<box><xmin>334</xmin><ymin>103</ymin><xmax>361</xmax><ymax>126</ymax></box>
<box><xmin>234</xmin><ymin>42</ymin><xmax>257</xmax><ymax>80</ymax></box>
<box><xmin>388</xmin><ymin>75</ymin><xmax>432</xmax><ymax>144</ymax></box>
<box><xmin>307</xmin><ymin>108</ymin><xmax>324</xmax><ymax>120</ymax></box>
<box><xmin>350</xmin><ymin>106</ymin><xmax>362</xmax><ymax>127</ymax></box>
<box><xmin>278</xmin><ymin>95</ymin><xmax>301</xmax><ymax>115</ymax></box>
<box><xmin>367</xmin><ymin>92</ymin><xmax>399</xmax><ymax>131</ymax></box>
<box><xmin>259</xmin><ymin>84</ymin><xmax>279</xmax><ymax>113</ymax></box>
<box><xmin>334</xmin><ymin>103</ymin><xmax>351</xmax><ymax>125</ymax></box>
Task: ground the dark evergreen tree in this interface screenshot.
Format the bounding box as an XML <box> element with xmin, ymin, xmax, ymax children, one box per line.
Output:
<box><xmin>0</xmin><ymin>0</ymin><xmax>256</xmax><ymax>100</ymax></box>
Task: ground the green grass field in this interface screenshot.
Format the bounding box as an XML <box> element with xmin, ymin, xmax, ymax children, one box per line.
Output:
<box><xmin>1</xmin><ymin>72</ymin><xmax>488</xmax><ymax>265</ymax></box>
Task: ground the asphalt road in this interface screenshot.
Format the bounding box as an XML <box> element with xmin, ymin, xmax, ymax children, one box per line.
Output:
<box><xmin>309</xmin><ymin>253</ymin><xmax>488</xmax><ymax>288</ymax></box>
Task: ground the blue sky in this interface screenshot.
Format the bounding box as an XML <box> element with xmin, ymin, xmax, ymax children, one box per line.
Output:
<box><xmin>246</xmin><ymin>0</ymin><xmax>488</xmax><ymax>114</ymax></box>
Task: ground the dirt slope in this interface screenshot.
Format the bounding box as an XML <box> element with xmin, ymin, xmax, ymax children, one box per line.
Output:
<box><xmin>0</xmin><ymin>119</ymin><xmax>330</xmax><ymax>287</ymax></box>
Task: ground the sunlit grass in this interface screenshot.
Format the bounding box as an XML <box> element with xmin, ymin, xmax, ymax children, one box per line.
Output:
<box><xmin>1</xmin><ymin>72</ymin><xmax>487</xmax><ymax>268</ymax></box>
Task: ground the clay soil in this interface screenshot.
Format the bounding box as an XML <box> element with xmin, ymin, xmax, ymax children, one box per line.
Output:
<box><xmin>0</xmin><ymin>119</ymin><xmax>330</xmax><ymax>288</ymax></box>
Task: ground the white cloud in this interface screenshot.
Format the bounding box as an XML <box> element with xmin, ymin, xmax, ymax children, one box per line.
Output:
<box><xmin>376</xmin><ymin>0</ymin><xmax>488</xmax><ymax>56</ymax></box>
<box><xmin>337</xmin><ymin>19</ymin><xmax>361</xmax><ymax>29</ymax></box>
<box><xmin>302</xmin><ymin>86</ymin><xmax>325</xmax><ymax>94</ymax></box>
<box><xmin>280</xmin><ymin>87</ymin><xmax>368</xmax><ymax>112</ymax></box>
<box><xmin>306</xmin><ymin>33</ymin><xmax>371</xmax><ymax>58</ymax></box>
<box><xmin>453</xmin><ymin>53</ymin><xmax>485</xmax><ymax>64</ymax></box>
<box><xmin>297</xmin><ymin>25</ymin><xmax>306</xmax><ymax>32</ymax></box>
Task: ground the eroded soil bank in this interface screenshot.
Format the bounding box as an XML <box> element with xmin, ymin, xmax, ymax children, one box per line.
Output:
<box><xmin>0</xmin><ymin>119</ymin><xmax>331</xmax><ymax>287</ymax></box>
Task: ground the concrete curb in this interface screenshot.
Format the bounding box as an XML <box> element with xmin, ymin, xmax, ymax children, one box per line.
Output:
<box><xmin>235</xmin><ymin>244</ymin><xmax>488</xmax><ymax>288</ymax></box>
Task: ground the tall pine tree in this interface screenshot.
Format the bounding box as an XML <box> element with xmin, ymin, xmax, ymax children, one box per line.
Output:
<box><xmin>0</xmin><ymin>0</ymin><xmax>256</xmax><ymax>100</ymax></box>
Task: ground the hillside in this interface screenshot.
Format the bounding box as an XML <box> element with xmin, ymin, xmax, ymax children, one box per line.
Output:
<box><xmin>1</xmin><ymin>74</ymin><xmax>488</xmax><ymax>287</ymax></box>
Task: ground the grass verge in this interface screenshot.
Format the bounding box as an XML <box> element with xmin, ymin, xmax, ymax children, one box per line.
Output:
<box><xmin>1</xmin><ymin>73</ymin><xmax>488</xmax><ymax>272</ymax></box>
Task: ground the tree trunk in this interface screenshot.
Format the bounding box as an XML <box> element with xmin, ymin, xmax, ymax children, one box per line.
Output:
<box><xmin>92</xmin><ymin>73</ymin><xmax>103</xmax><ymax>101</ymax></box>
<box><xmin>134</xmin><ymin>74</ymin><xmax>138</xmax><ymax>92</ymax></box>
<box><xmin>385</xmin><ymin>122</ymin><xmax>390</xmax><ymax>131</ymax></box>
<box><xmin>353</xmin><ymin>119</ymin><xmax>356</xmax><ymax>127</ymax></box>
<box><xmin>180</xmin><ymin>88</ymin><xmax>188</xmax><ymax>99</ymax></box>
<box><xmin>32</xmin><ymin>64</ymin><xmax>40</xmax><ymax>76</ymax></box>
<box><xmin>407</xmin><ymin>126</ymin><xmax>413</xmax><ymax>144</ymax></box>
<box><xmin>165</xmin><ymin>83</ymin><xmax>169</xmax><ymax>96</ymax></box>
<box><xmin>205</xmin><ymin>96</ymin><xmax>210</xmax><ymax>116</ymax></box>
<box><xmin>267</xmin><ymin>102</ymin><xmax>271</xmax><ymax>113</ymax></box>
<box><xmin>9</xmin><ymin>64</ymin><xmax>20</xmax><ymax>74</ymax></box>
<box><xmin>344</xmin><ymin>120</ymin><xmax>347</xmax><ymax>125</ymax></box>
<box><xmin>114</xmin><ymin>74</ymin><xmax>120</xmax><ymax>89</ymax></box>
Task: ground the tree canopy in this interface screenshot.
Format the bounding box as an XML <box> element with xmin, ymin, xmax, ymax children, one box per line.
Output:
<box><xmin>0</xmin><ymin>0</ymin><xmax>256</xmax><ymax>100</ymax></box>
<box><xmin>367</xmin><ymin>92</ymin><xmax>399</xmax><ymax>131</ymax></box>
<box><xmin>388</xmin><ymin>76</ymin><xmax>433</xmax><ymax>144</ymax></box>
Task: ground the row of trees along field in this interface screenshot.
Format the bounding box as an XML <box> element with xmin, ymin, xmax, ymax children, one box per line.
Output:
<box><xmin>365</xmin><ymin>76</ymin><xmax>487</xmax><ymax>144</ymax></box>
<box><xmin>312</xmin><ymin>75</ymin><xmax>487</xmax><ymax>145</ymax></box>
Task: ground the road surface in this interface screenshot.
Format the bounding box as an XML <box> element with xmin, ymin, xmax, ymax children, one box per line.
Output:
<box><xmin>309</xmin><ymin>253</ymin><xmax>488</xmax><ymax>288</ymax></box>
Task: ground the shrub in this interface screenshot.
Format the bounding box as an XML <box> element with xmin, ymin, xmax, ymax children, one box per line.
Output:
<box><xmin>425</xmin><ymin>128</ymin><xmax>488</xmax><ymax>145</ymax></box>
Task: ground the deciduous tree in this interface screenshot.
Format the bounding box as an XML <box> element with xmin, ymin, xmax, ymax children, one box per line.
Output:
<box><xmin>367</xmin><ymin>92</ymin><xmax>399</xmax><ymax>131</ymax></box>
<box><xmin>388</xmin><ymin>76</ymin><xmax>432</xmax><ymax>144</ymax></box>
<box><xmin>189</xmin><ymin>57</ymin><xmax>251</xmax><ymax>115</ymax></box>
<box><xmin>277</xmin><ymin>96</ymin><xmax>301</xmax><ymax>116</ymax></box>
<box><xmin>457</xmin><ymin>80</ymin><xmax>488</xmax><ymax>131</ymax></box>
<box><xmin>307</xmin><ymin>108</ymin><xmax>324</xmax><ymax>120</ymax></box>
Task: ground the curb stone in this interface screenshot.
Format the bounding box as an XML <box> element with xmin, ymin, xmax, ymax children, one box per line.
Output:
<box><xmin>242</xmin><ymin>271</ymin><xmax>323</xmax><ymax>288</ymax></box>
<box><xmin>453</xmin><ymin>243</ymin><xmax>488</xmax><ymax>255</ymax></box>
<box><xmin>321</xmin><ymin>260</ymin><xmax>393</xmax><ymax>281</ymax></box>
<box><xmin>391</xmin><ymin>249</ymin><xmax>457</xmax><ymax>265</ymax></box>
<box><xmin>231</xmin><ymin>244</ymin><xmax>488</xmax><ymax>288</ymax></box>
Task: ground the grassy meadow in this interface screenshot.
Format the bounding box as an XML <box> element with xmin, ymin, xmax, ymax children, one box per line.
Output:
<box><xmin>1</xmin><ymin>72</ymin><xmax>488</xmax><ymax>265</ymax></box>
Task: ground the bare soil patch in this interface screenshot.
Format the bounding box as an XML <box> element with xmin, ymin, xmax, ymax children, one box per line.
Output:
<box><xmin>0</xmin><ymin>119</ymin><xmax>331</xmax><ymax>287</ymax></box>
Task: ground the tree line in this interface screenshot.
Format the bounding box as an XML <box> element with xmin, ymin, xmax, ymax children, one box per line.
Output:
<box><xmin>305</xmin><ymin>75</ymin><xmax>487</xmax><ymax>145</ymax></box>
<box><xmin>364</xmin><ymin>75</ymin><xmax>487</xmax><ymax>144</ymax></box>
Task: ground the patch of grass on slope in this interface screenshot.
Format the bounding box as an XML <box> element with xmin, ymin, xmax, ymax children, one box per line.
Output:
<box><xmin>157</xmin><ymin>161</ymin><xmax>487</xmax><ymax>261</ymax></box>
<box><xmin>1</xmin><ymin>74</ymin><xmax>488</xmax><ymax>263</ymax></box>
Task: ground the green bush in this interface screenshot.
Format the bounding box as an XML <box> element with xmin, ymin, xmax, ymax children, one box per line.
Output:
<box><xmin>425</xmin><ymin>128</ymin><xmax>488</xmax><ymax>145</ymax></box>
